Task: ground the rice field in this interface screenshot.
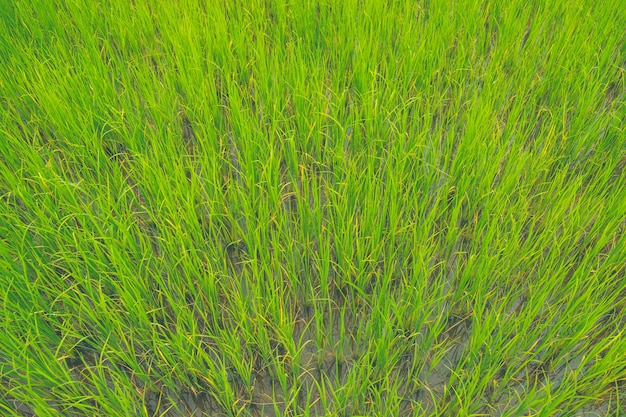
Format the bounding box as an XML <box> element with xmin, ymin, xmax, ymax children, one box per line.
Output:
<box><xmin>0</xmin><ymin>0</ymin><xmax>625</xmax><ymax>416</ymax></box>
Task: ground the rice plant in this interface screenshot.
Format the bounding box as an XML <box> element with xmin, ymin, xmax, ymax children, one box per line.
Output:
<box><xmin>0</xmin><ymin>0</ymin><xmax>624</xmax><ymax>416</ymax></box>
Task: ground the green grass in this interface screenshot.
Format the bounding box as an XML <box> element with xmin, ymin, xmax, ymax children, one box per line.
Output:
<box><xmin>0</xmin><ymin>0</ymin><xmax>625</xmax><ymax>415</ymax></box>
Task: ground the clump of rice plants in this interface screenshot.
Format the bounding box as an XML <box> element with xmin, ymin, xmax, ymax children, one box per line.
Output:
<box><xmin>0</xmin><ymin>0</ymin><xmax>624</xmax><ymax>416</ymax></box>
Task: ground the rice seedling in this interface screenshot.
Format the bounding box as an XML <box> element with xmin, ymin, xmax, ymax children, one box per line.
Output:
<box><xmin>0</xmin><ymin>0</ymin><xmax>625</xmax><ymax>415</ymax></box>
